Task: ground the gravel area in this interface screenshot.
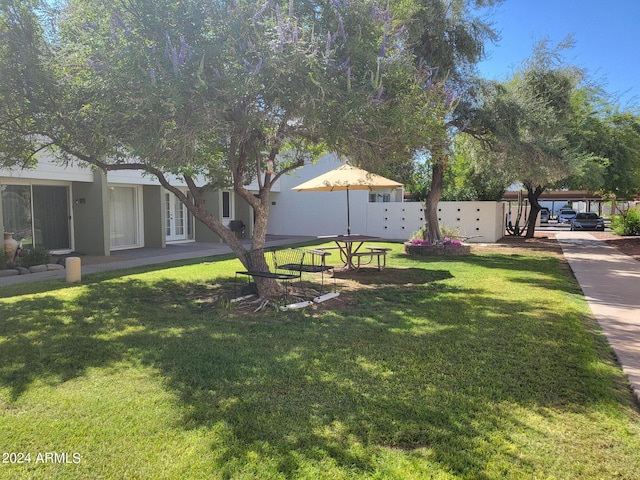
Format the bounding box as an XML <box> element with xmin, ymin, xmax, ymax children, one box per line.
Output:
<box><xmin>589</xmin><ymin>231</ymin><xmax>640</xmax><ymax>261</ymax></box>
<box><xmin>490</xmin><ymin>230</ymin><xmax>640</xmax><ymax>261</ymax></box>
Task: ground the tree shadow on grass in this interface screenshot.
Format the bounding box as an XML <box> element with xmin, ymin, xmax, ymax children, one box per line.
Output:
<box><xmin>0</xmin><ymin>266</ymin><xmax>630</xmax><ymax>477</ymax></box>
<box><xmin>401</xmin><ymin>252</ymin><xmax>581</xmax><ymax>295</ymax></box>
<box><xmin>332</xmin><ymin>267</ymin><xmax>453</xmax><ymax>285</ymax></box>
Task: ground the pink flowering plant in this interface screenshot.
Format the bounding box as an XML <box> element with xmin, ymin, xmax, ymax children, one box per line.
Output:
<box><xmin>409</xmin><ymin>237</ymin><xmax>432</xmax><ymax>246</ymax></box>
<box><xmin>408</xmin><ymin>226</ymin><xmax>463</xmax><ymax>246</ymax></box>
<box><xmin>408</xmin><ymin>226</ymin><xmax>430</xmax><ymax>245</ymax></box>
<box><xmin>442</xmin><ymin>237</ymin><xmax>462</xmax><ymax>246</ymax></box>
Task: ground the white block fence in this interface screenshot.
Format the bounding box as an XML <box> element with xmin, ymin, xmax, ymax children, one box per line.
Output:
<box><xmin>268</xmin><ymin>192</ymin><xmax>506</xmax><ymax>243</ymax></box>
<box><xmin>364</xmin><ymin>201</ymin><xmax>506</xmax><ymax>243</ymax></box>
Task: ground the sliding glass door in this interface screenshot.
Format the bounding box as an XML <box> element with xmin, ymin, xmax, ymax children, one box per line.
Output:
<box><xmin>1</xmin><ymin>184</ymin><xmax>71</xmax><ymax>251</ymax></box>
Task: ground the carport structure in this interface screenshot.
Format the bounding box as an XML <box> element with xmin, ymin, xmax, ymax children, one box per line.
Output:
<box><xmin>501</xmin><ymin>190</ymin><xmax>608</xmax><ymax>217</ymax></box>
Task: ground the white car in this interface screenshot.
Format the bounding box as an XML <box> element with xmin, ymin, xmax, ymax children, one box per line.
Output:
<box><xmin>557</xmin><ymin>208</ymin><xmax>577</xmax><ymax>224</ymax></box>
<box><xmin>539</xmin><ymin>208</ymin><xmax>550</xmax><ymax>223</ymax></box>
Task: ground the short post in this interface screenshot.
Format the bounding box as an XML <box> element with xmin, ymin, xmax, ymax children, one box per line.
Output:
<box><xmin>65</xmin><ymin>257</ymin><xmax>82</xmax><ymax>283</ymax></box>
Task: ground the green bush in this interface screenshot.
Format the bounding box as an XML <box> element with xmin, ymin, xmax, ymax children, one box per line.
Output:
<box><xmin>611</xmin><ymin>207</ymin><xmax>640</xmax><ymax>236</ymax></box>
<box><xmin>19</xmin><ymin>246</ymin><xmax>51</xmax><ymax>268</ymax></box>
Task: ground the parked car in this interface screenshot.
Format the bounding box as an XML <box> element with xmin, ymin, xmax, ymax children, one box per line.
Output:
<box><xmin>557</xmin><ymin>208</ymin><xmax>577</xmax><ymax>224</ymax></box>
<box><xmin>539</xmin><ymin>208</ymin><xmax>550</xmax><ymax>223</ymax></box>
<box><xmin>570</xmin><ymin>212</ymin><xmax>605</xmax><ymax>231</ymax></box>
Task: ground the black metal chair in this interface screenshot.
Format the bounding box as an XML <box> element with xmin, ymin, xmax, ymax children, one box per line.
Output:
<box><xmin>235</xmin><ymin>247</ymin><xmax>305</xmax><ymax>301</ymax></box>
<box><xmin>294</xmin><ymin>249</ymin><xmax>335</xmax><ymax>292</ymax></box>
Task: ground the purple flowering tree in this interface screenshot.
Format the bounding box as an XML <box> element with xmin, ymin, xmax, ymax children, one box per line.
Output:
<box><xmin>0</xmin><ymin>0</ymin><xmax>431</xmax><ymax>298</ymax></box>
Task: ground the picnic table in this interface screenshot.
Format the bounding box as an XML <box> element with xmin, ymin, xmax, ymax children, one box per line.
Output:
<box><xmin>317</xmin><ymin>234</ymin><xmax>390</xmax><ymax>271</ymax></box>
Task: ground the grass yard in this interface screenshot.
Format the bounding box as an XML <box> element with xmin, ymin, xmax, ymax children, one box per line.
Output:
<box><xmin>1</xmin><ymin>243</ymin><xmax>640</xmax><ymax>479</ymax></box>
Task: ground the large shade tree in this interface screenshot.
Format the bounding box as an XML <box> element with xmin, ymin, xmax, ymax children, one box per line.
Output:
<box><xmin>468</xmin><ymin>41</ymin><xmax>603</xmax><ymax>237</ymax></box>
<box><xmin>1</xmin><ymin>0</ymin><xmax>432</xmax><ymax>297</ymax></box>
<box><xmin>401</xmin><ymin>0</ymin><xmax>502</xmax><ymax>242</ymax></box>
<box><xmin>565</xmin><ymin>88</ymin><xmax>640</xmax><ymax>202</ymax></box>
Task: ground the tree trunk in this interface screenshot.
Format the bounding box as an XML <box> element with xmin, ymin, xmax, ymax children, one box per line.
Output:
<box><xmin>156</xmin><ymin>171</ymin><xmax>284</xmax><ymax>300</ymax></box>
<box><xmin>525</xmin><ymin>185</ymin><xmax>545</xmax><ymax>238</ymax></box>
<box><xmin>424</xmin><ymin>163</ymin><xmax>444</xmax><ymax>243</ymax></box>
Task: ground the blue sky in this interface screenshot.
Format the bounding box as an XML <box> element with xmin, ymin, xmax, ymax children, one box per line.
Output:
<box><xmin>477</xmin><ymin>0</ymin><xmax>639</xmax><ymax>107</ymax></box>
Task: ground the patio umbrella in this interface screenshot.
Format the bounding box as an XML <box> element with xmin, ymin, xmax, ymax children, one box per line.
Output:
<box><xmin>292</xmin><ymin>163</ymin><xmax>403</xmax><ymax>235</ymax></box>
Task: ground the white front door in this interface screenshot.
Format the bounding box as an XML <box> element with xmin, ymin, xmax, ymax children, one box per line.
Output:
<box><xmin>165</xmin><ymin>193</ymin><xmax>187</xmax><ymax>242</ymax></box>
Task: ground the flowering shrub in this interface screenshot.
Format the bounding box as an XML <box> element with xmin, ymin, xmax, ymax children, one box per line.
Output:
<box><xmin>409</xmin><ymin>238</ymin><xmax>432</xmax><ymax>246</ymax></box>
<box><xmin>442</xmin><ymin>237</ymin><xmax>462</xmax><ymax>246</ymax></box>
<box><xmin>408</xmin><ymin>226</ymin><xmax>464</xmax><ymax>246</ymax></box>
<box><xmin>408</xmin><ymin>237</ymin><xmax>462</xmax><ymax>246</ymax></box>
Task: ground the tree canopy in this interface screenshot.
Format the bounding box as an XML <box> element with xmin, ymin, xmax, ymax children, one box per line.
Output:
<box><xmin>462</xmin><ymin>41</ymin><xmax>596</xmax><ymax>236</ymax></box>
<box><xmin>399</xmin><ymin>0</ymin><xmax>503</xmax><ymax>242</ymax></box>
<box><xmin>1</xmin><ymin>0</ymin><xmax>438</xmax><ymax>296</ymax></box>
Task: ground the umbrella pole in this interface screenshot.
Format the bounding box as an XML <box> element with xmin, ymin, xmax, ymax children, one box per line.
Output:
<box><xmin>346</xmin><ymin>187</ymin><xmax>351</xmax><ymax>236</ymax></box>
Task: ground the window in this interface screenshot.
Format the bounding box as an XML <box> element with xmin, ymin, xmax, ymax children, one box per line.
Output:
<box><xmin>369</xmin><ymin>193</ymin><xmax>391</xmax><ymax>203</ymax></box>
<box><xmin>222</xmin><ymin>191</ymin><xmax>231</xmax><ymax>218</ymax></box>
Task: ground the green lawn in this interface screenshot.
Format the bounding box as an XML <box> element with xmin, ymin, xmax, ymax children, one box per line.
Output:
<box><xmin>1</xmin><ymin>244</ymin><xmax>639</xmax><ymax>479</ymax></box>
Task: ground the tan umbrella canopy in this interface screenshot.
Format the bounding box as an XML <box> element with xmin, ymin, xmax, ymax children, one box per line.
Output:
<box><xmin>292</xmin><ymin>163</ymin><xmax>403</xmax><ymax>235</ymax></box>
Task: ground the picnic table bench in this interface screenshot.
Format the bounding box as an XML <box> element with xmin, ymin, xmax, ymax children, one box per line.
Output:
<box><xmin>350</xmin><ymin>246</ymin><xmax>391</xmax><ymax>271</ymax></box>
<box><xmin>297</xmin><ymin>249</ymin><xmax>335</xmax><ymax>291</ymax></box>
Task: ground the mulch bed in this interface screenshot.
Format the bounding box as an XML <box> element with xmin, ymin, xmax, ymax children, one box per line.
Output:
<box><xmin>590</xmin><ymin>232</ymin><xmax>640</xmax><ymax>261</ymax></box>
<box><xmin>487</xmin><ymin>231</ymin><xmax>640</xmax><ymax>261</ymax></box>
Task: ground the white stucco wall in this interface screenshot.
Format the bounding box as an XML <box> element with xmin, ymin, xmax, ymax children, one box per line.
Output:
<box><xmin>363</xmin><ymin>201</ymin><xmax>505</xmax><ymax>242</ymax></box>
<box><xmin>267</xmin><ymin>154</ymin><xmax>506</xmax><ymax>242</ymax></box>
<box><xmin>269</xmin><ymin>195</ymin><xmax>505</xmax><ymax>242</ymax></box>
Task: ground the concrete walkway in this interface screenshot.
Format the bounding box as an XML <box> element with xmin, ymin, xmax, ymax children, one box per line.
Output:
<box><xmin>556</xmin><ymin>232</ymin><xmax>640</xmax><ymax>404</ymax></box>
<box><xmin>0</xmin><ymin>235</ymin><xmax>315</xmax><ymax>287</ymax></box>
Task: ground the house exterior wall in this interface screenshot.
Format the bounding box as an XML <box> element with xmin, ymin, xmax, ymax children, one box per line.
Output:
<box><xmin>0</xmin><ymin>194</ymin><xmax>4</xmax><ymax>238</ymax></box>
<box><xmin>143</xmin><ymin>185</ymin><xmax>166</xmax><ymax>249</ymax></box>
<box><xmin>194</xmin><ymin>190</ymin><xmax>222</xmax><ymax>243</ymax></box>
<box><xmin>267</xmin><ymin>153</ymin><xmax>378</xmax><ymax>236</ymax></box>
<box><xmin>72</xmin><ymin>171</ymin><xmax>110</xmax><ymax>255</ymax></box>
<box><xmin>2</xmin><ymin>156</ymin><xmax>248</xmax><ymax>253</ymax></box>
<box><xmin>235</xmin><ymin>196</ymin><xmax>254</xmax><ymax>238</ymax></box>
<box><xmin>0</xmin><ymin>158</ymin><xmax>94</xmax><ymax>183</ymax></box>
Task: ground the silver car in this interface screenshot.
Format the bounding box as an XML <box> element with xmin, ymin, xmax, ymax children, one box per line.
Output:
<box><xmin>570</xmin><ymin>212</ymin><xmax>605</xmax><ymax>231</ymax></box>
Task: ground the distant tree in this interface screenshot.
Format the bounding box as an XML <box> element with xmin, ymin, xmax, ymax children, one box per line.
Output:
<box><xmin>564</xmin><ymin>89</ymin><xmax>640</xmax><ymax>200</ymax></box>
<box><xmin>468</xmin><ymin>40</ymin><xmax>596</xmax><ymax>237</ymax></box>
<box><xmin>440</xmin><ymin>135</ymin><xmax>510</xmax><ymax>201</ymax></box>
